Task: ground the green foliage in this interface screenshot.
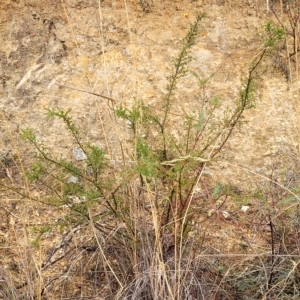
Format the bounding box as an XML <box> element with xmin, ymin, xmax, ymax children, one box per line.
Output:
<box><xmin>263</xmin><ymin>21</ymin><xmax>285</xmax><ymax>48</ymax></box>
<box><xmin>115</xmin><ymin>100</ymin><xmax>153</xmax><ymax>134</ymax></box>
<box><xmin>21</xmin><ymin>107</ymin><xmax>115</xmax><ymax>234</ymax></box>
<box><xmin>25</xmin><ymin>161</ymin><xmax>45</xmax><ymax>182</ymax></box>
<box><xmin>115</xmin><ymin>103</ymin><xmax>141</xmax><ymax>133</ymax></box>
<box><xmin>31</xmin><ymin>226</ymin><xmax>52</xmax><ymax>248</ymax></box>
<box><xmin>212</xmin><ymin>183</ymin><xmax>222</xmax><ymax>200</ymax></box>
<box><xmin>47</xmin><ymin>108</ymin><xmax>81</xmax><ymax>139</ymax></box>
<box><xmin>135</xmin><ymin>138</ymin><xmax>158</xmax><ymax>177</ymax></box>
<box><xmin>161</xmin><ymin>13</ymin><xmax>206</xmax><ymax>127</ymax></box>
<box><xmin>21</xmin><ymin>128</ymin><xmax>36</xmax><ymax>142</ymax></box>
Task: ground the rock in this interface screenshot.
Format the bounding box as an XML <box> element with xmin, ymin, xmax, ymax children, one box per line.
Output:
<box><xmin>72</xmin><ymin>147</ymin><xmax>87</xmax><ymax>161</ymax></box>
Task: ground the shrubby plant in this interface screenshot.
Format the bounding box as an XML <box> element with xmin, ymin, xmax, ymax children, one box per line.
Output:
<box><xmin>12</xmin><ymin>12</ymin><xmax>295</xmax><ymax>300</ymax></box>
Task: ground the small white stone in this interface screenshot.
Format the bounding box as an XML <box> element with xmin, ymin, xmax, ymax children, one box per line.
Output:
<box><xmin>221</xmin><ymin>211</ymin><xmax>230</xmax><ymax>219</ymax></box>
<box><xmin>241</xmin><ymin>205</ymin><xmax>250</xmax><ymax>213</ymax></box>
<box><xmin>67</xmin><ymin>176</ymin><xmax>79</xmax><ymax>183</ymax></box>
<box><xmin>72</xmin><ymin>147</ymin><xmax>87</xmax><ymax>161</ymax></box>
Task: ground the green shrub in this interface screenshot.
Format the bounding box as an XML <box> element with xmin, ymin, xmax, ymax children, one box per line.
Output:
<box><xmin>16</xmin><ymin>12</ymin><xmax>289</xmax><ymax>299</ymax></box>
